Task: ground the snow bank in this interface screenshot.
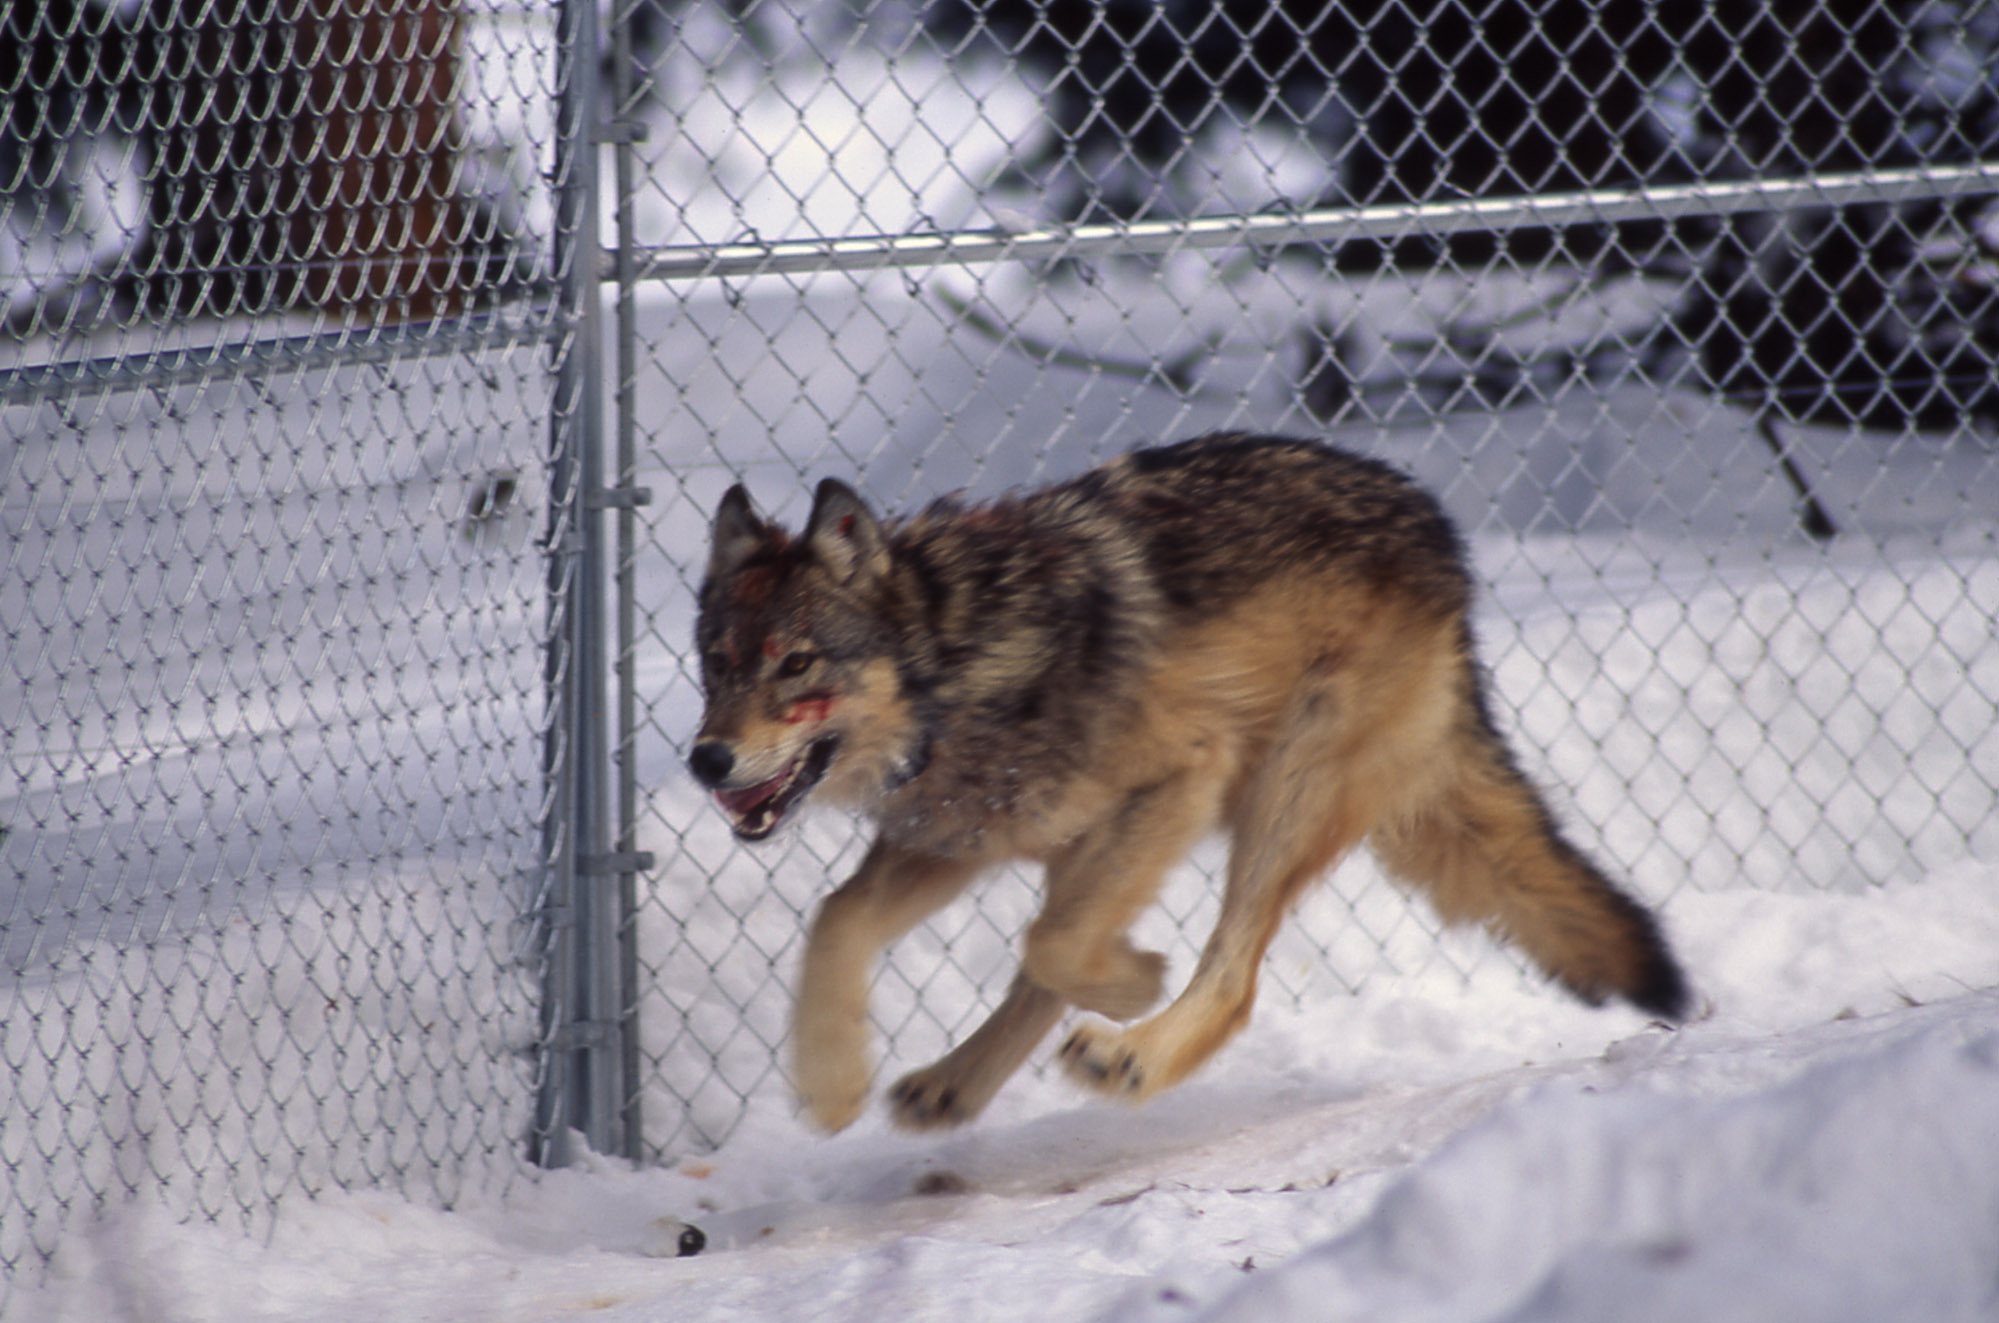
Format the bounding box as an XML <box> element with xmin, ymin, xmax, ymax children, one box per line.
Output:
<box><xmin>1171</xmin><ymin>1006</ymin><xmax>1999</xmax><ymax>1323</ymax></box>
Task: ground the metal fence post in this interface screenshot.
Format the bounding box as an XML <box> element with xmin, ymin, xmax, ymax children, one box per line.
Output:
<box><xmin>605</xmin><ymin>0</ymin><xmax>654</xmax><ymax>1166</ymax></box>
<box><xmin>536</xmin><ymin>0</ymin><xmax>625</xmax><ymax>1165</ymax></box>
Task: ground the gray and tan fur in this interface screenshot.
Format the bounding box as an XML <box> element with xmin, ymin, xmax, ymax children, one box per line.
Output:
<box><xmin>690</xmin><ymin>433</ymin><xmax>1689</xmax><ymax>1132</ymax></box>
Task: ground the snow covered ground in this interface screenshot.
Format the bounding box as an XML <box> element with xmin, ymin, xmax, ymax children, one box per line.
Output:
<box><xmin>11</xmin><ymin>874</ymin><xmax>1999</xmax><ymax>1322</ymax></box>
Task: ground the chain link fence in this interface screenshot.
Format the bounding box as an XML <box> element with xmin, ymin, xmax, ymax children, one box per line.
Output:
<box><xmin>1</xmin><ymin>0</ymin><xmax>592</xmax><ymax>1301</ymax></box>
<box><xmin>610</xmin><ymin>0</ymin><xmax>1999</xmax><ymax>1157</ymax></box>
<box><xmin>8</xmin><ymin>0</ymin><xmax>1999</xmax><ymax>1292</ymax></box>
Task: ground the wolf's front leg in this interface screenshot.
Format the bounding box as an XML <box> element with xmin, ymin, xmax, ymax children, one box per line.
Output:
<box><xmin>1059</xmin><ymin>696</ymin><xmax>1370</xmax><ymax>1103</ymax></box>
<box><xmin>1022</xmin><ymin>766</ymin><xmax>1222</xmax><ymax>1021</ymax></box>
<box><xmin>792</xmin><ymin>839</ymin><xmax>982</xmax><ymax>1132</ymax></box>
<box><xmin>791</xmin><ymin>897</ymin><xmax>879</xmax><ymax>1132</ymax></box>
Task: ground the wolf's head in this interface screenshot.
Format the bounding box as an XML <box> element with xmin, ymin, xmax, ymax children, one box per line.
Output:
<box><xmin>688</xmin><ymin>478</ymin><xmax>925</xmax><ymax>840</ymax></box>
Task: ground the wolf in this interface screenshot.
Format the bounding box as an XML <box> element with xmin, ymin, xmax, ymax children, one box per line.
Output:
<box><xmin>689</xmin><ymin>433</ymin><xmax>1689</xmax><ymax>1133</ymax></box>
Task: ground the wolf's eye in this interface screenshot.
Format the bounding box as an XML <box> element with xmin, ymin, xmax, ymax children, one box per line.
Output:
<box><xmin>777</xmin><ymin>650</ymin><xmax>818</xmax><ymax>679</ymax></box>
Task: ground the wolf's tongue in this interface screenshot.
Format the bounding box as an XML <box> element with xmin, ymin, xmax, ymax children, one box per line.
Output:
<box><xmin>716</xmin><ymin>776</ymin><xmax>783</xmax><ymax>816</ymax></box>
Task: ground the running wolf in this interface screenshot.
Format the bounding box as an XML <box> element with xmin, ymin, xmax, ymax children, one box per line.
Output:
<box><xmin>689</xmin><ymin>434</ymin><xmax>1689</xmax><ymax>1133</ymax></box>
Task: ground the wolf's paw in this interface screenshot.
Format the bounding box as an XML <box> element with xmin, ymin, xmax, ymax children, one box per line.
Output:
<box><xmin>793</xmin><ymin>991</ymin><xmax>874</xmax><ymax>1133</ymax></box>
<box><xmin>794</xmin><ymin>1048</ymin><xmax>870</xmax><ymax>1133</ymax></box>
<box><xmin>797</xmin><ymin>1077</ymin><xmax>868</xmax><ymax>1133</ymax></box>
<box><xmin>887</xmin><ymin>1067</ymin><xmax>977</xmax><ymax>1131</ymax></box>
<box><xmin>1057</xmin><ymin>1021</ymin><xmax>1150</xmax><ymax>1099</ymax></box>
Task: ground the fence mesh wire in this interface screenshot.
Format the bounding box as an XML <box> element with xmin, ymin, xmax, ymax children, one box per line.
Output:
<box><xmin>8</xmin><ymin>0</ymin><xmax>1999</xmax><ymax>1281</ymax></box>
<box><xmin>2</xmin><ymin>0</ymin><xmax>575</xmax><ymax>1298</ymax></box>
<box><xmin>611</xmin><ymin>0</ymin><xmax>1999</xmax><ymax>1157</ymax></box>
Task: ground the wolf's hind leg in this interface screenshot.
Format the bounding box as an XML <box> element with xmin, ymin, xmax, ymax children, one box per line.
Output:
<box><xmin>888</xmin><ymin>974</ymin><xmax>1066</xmax><ymax>1130</ymax></box>
<box><xmin>1370</xmin><ymin>713</ymin><xmax>1689</xmax><ymax>1020</ymax></box>
<box><xmin>795</xmin><ymin>840</ymin><xmax>984</xmax><ymax>1132</ymax></box>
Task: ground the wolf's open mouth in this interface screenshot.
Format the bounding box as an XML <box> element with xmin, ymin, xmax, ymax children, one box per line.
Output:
<box><xmin>714</xmin><ymin>736</ymin><xmax>839</xmax><ymax>840</ymax></box>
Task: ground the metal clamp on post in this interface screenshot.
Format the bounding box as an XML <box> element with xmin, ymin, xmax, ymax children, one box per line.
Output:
<box><xmin>593</xmin><ymin>119</ymin><xmax>650</xmax><ymax>145</ymax></box>
<box><xmin>580</xmin><ymin>852</ymin><xmax>656</xmax><ymax>876</ymax></box>
<box><xmin>550</xmin><ymin>1018</ymin><xmax>622</xmax><ymax>1052</ymax></box>
<box><xmin>588</xmin><ymin>487</ymin><xmax>654</xmax><ymax>511</ymax></box>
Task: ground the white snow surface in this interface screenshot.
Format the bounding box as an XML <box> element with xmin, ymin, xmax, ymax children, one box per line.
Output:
<box><xmin>12</xmin><ymin>867</ymin><xmax>1999</xmax><ymax>1322</ymax></box>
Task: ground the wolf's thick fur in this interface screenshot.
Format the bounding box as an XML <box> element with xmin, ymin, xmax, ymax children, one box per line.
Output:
<box><xmin>691</xmin><ymin>434</ymin><xmax>1689</xmax><ymax>1132</ymax></box>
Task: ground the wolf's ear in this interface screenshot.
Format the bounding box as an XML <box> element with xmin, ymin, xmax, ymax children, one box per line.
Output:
<box><xmin>804</xmin><ymin>478</ymin><xmax>889</xmax><ymax>583</ymax></box>
<box><xmin>707</xmin><ymin>483</ymin><xmax>765</xmax><ymax>582</ymax></box>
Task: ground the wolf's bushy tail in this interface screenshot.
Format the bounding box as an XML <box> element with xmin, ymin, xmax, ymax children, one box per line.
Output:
<box><xmin>1370</xmin><ymin>687</ymin><xmax>1690</xmax><ymax>1021</ymax></box>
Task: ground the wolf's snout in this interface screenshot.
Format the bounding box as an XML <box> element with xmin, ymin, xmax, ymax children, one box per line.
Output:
<box><xmin>688</xmin><ymin>740</ymin><xmax>735</xmax><ymax>788</ymax></box>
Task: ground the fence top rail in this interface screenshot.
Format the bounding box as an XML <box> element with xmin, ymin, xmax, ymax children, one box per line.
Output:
<box><xmin>7</xmin><ymin>164</ymin><xmax>1994</xmax><ymax>404</ymax></box>
<box><xmin>625</xmin><ymin>162</ymin><xmax>1999</xmax><ymax>284</ymax></box>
